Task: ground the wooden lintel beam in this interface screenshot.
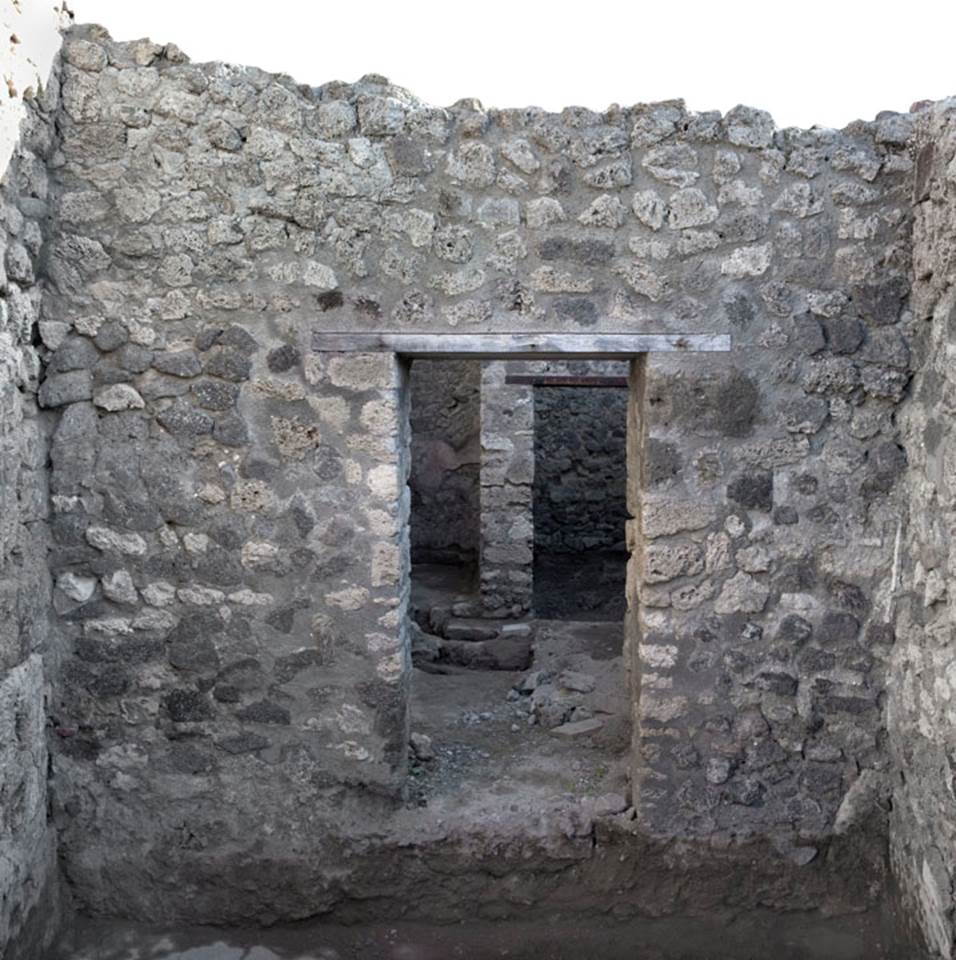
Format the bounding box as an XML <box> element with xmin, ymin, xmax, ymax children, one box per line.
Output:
<box><xmin>311</xmin><ymin>332</ymin><xmax>731</xmax><ymax>358</ymax></box>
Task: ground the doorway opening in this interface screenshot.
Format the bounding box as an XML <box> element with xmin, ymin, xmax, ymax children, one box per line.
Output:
<box><xmin>531</xmin><ymin>368</ymin><xmax>630</xmax><ymax>621</ymax></box>
<box><xmin>405</xmin><ymin>355</ymin><xmax>636</xmax><ymax>812</ymax></box>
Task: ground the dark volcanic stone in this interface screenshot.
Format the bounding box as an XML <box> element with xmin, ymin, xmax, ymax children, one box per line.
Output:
<box><xmin>192</xmin><ymin>379</ymin><xmax>239</xmax><ymax>411</ymax></box>
<box><xmin>213</xmin><ymin>413</ymin><xmax>249</xmax><ymax>447</ymax></box>
<box><xmin>153</xmin><ymin>350</ymin><xmax>202</xmax><ymax>378</ymax></box>
<box><xmin>818</xmin><ymin>610</ymin><xmax>860</xmax><ymax>645</ymax></box>
<box><xmin>854</xmin><ymin>276</ymin><xmax>909</xmax><ymax>327</ymax></box>
<box><xmin>217</xmin><ymin>732</ymin><xmax>270</xmax><ymax>755</ymax></box>
<box><xmin>116</xmin><ymin>344</ymin><xmax>153</xmax><ymax>373</ymax></box>
<box><xmin>776</xmin><ymin>615</ymin><xmax>813</xmax><ymax>647</ymax></box>
<box><xmin>39</xmin><ymin>371</ymin><xmax>94</xmax><ymax>408</ymax></box>
<box><xmin>75</xmin><ymin>635</ymin><xmax>163</xmax><ymax>664</ymax></box>
<box><xmin>94</xmin><ymin>321</ymin><xmax>129</xmax><ymax>352</ymax></box>
<box><xmin>203</xmin><ymin>347</ymin><xmax>252</xmax><ymax>382</ymax></box>
<box><xmin>773</xmin><ymin>505</ymin><xmax>799</xmax><ymax>525</ymax></box>
<box><xmin>862</xmin><ymin>441</ymin><xmax>907</xmax><ymax>498</ymax></box>
<box><xmin>157</xmin><ymin>401</ymin><xmax>214</xmax><ymax>438</ymax></box>
<box><xmin>712</xmin><ymin>372</ymin><xmax>758</xmax><ymax>437</ymax></box>
<box><xmin>317</xmin><ymin>290</ymin><xmax>344</xmax><ymax>311</ymax></box>
<box><xmin>538</xmin><ymin>236</ymin><xmax>615</xmax><ymax>265</ymax></box>
<box><xmin>235</xmin><ymin>700</ymin><xmax>291</xmax><ymax>725</ymax></box>
<box><xmin>440</xmin><ymin>635</ymin><xmax>533</xmax><ymax>671</ymax></box>
<box><xmin>793</xmin><ymin>314</ymin><xmax>826</xmax><ymax>354</ymax></box>
<box><xmin>274</xmin><ymin>649</ymin><xmax>322</xmax><ymax>683</ymax></box>
<box><xmin>50</xmin><ymin>336</ymin><xmax>99</xmax><ymax>373</ymax></box>
<box><xmin>866</xmin><ymin>623</ymin><xmax>895</xmax><ymax>648</ymax></box>
<box><xmin>817</xmin><ymin>694</ymin><xmax>878</xmax><ymax>716</ymax></box>
<box><xmin>218</xmin><ymin>326</ymin><xmax>259</xmax><ymax>354</ymax></box>
<box><xmin>196</xmin><ymin>327</ymin><xmax>223</xmax><ymax>352</ymax></box>
<box><xmin>751</xmin><ymin>671</ymin><xmax>798</xmax><ymax>696</ymax></box>
<box><xmin>727</xmin><ymin>470</ymin><xmax>773</xmax><ymax>511</ymax></box>
<box><xmin>213</xmin><ymin>684</ymin><xmax>241</xmax><ymax>703</ymax></box>
<box><xmin>266</xmin><ymin>344</ymin><xmax>301</xmax><ymax>373</ymax></box>
<box><xmin>265</xmin><ymin>606</ymin><xmax>297</xmax><ymax>635</ymax></box>
<box><xmin>798</xmin><ymin>647</ymin><xmax>837</xmax><ymax>671</ymax></box>
<box><xmin>824</xmin><ymin>316</ymin><xmax>865</xmax><ymax>355</ymax></box>
<box><xmin>646</xmin><ymin>439</ymin><xmax>682</xmax><ymax>485</ymax></box>
<box><xmin>724</xmin><ymin>293</ymin><xmax>755</xmax><ymax>327</ymax></box>
<box><xmin>793</xmin><ymin>473</ymin><xmax>819</xmax><ymax>495</ymax></box>
<box><xmin>87</xmin><ymin>667</ymin><xmax>130</xmax><ymax>698</ymax></box>
<box><xmin>553</xmin><ymin>297</ymin><xmax>598</xmax><ymax>326</ymax></box>
<box><xmin>164</xmin><ymin>689</ymin><xmax>214</xmax><ymax>722</ymax></box>
<box><xmin>165</xmin><ymin>742</ymin><xmax>219</xmax><ymax>775</ymax></box>
<box><xmin>827</xmin><ymin>578</ymin><xmax>869</xmax><ymax>615</ymax></box>
<box><xmin>775</xmin><ymin>557</ymin><xmax>817</xmax><ymax>591</ymax></box>
<box><xmin>169</xmin><ymin>634</ymin><xmax>221</xmax><ymax>673</ymax></box>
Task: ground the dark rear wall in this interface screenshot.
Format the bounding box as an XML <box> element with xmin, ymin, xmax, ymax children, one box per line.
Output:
<box><xmin>533</xmin><ymin>385</ymin><xmax>628</xmax><ymax>554</ymax></box>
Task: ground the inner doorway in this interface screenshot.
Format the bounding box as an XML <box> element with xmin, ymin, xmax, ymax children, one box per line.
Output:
<box><xmin>530</xmin><ymin>366</ymin><xmax>630</xmax><ymax>621</ymax></box>
<box><xmin>405</xmin><ymin>353</ymin><xmax>633</xmax><ymax>811</ymax></box>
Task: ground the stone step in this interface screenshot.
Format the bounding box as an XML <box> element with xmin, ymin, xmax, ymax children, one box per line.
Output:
<box><xmin>548</xmin><ymin>718</ymin><xmax>606</xmax><ymax>738</ymax></box>
<box><xmin>440</xmin><ymin>635</ymin><xmax>533</xmax><ymax>671</ymax></box>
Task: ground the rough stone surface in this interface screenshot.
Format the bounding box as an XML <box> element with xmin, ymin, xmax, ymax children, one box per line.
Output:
<box><xmin>533</xmin><ymin>381</ymin><xmax>628</xmax><ymax>554</ymax></box>
<box><xmin>891</xmin><ymin>99</ymin><xmax>956</xmax><ymax>960</ymax></box>
<box><xmin>0</xmin><ymin>54</ymin><xmax>60</xmax><ymax>960</ymax></box>
<box><xmin>0</xmin><ymin>16</ymin><xmax>945</xmax><ymax>955</ymax></box>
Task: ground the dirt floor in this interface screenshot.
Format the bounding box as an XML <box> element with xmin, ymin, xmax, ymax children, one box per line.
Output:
<box><xmin>408</xmin><ymin>620</ymin><xmax>630</xmax><ymax>809</ymax></box>
<box><xmin>407</xmin><ymin>563</ymin><xmax>631</xmax><ymax>814</ymax></box>
<box><xmin>533</xmin><ymin>550</ymin><xmax>627</xmax><ymax>621</ymax></box>
<box><xmin>56</xmin><ymin>909</ymin><xmax>920</xmax><ymax>959</ymax></box>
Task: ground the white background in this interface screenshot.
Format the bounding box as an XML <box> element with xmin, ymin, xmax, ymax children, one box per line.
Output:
<box><xmin>22</xmin><ymin>0</ymin><xmax>956</xmax><ymax>128</ymax></box>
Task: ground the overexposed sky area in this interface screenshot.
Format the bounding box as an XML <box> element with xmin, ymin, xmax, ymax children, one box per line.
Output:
<box><xmin>57</xmin><ymin>0</ymin><xmax>956</xmax><ymax>129</ymax></box>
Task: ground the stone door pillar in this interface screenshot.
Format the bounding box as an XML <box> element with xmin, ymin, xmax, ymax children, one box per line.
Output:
<box><xmin>478</xmin><ymin>361</ymin><xmax>534</xmax><ymax>617</ymax></box>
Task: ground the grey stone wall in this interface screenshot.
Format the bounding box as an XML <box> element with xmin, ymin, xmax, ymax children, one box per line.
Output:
<box><xmin>480</xmin><ymin>360</ymin><xmax>534</xmax><ymax>616</ymax></box>
<box><xmin>0</xmin><ymin>73</ymin><xmax>60</xmax><ymax>959</ymax></box>
<box><xmin>890</xmin><ymin>99</ymin><xmax>956</xmax><ymax>960</ymax></box>
<box><xmin>29</xmin><ymin>19</ymin><xmax>920</xmax><ymax>926</ymax></box>
<box><xmin>533</xmin><ymin>380</ymin><xmax>628</xmax><ymax>554</ymax></box>
<box><xmin>408</xmin><ymin>358</ymin><xmax>480</xmax><ymax>565</ymax></box>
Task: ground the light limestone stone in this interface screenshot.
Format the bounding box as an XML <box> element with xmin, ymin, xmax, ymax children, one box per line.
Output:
<box><xmin>93</xmin><ymin>384</ymin><xmax>145</xmax><ymax>412</ymax></box>
<box><xmin>86</xmin><ymin>526</ymin><xmax>147</xmax><ymax>556</ymax></box>
<box><xmin>714</xmin><ymin>571</ymin><xmax>770</xmax><ymax>614</ymax></box>
<box><xmin>102</xmin><ymin>570</ymin><xmax>137</xmax><ymax>605</ymax></box>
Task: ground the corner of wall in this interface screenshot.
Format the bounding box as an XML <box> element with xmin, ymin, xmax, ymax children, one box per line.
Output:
<box><xmin>890</xmin><ymin>97</ymin><xmax>956</xmax><ymax>960</ymax></box>
<box><xmin>0</xmin><ymin>3</ymin><xmax>69</xmax><ymax>955</ymax></box>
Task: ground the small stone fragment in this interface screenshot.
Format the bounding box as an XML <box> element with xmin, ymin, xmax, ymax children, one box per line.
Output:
<box><xmin>94</xmin><ymin>384</ymin><xmax>145</xmax><ymax>411</ymax></box>
<box><xmin>409</xmin><ymin>732</ymin><xmax>434</xmax><ymax>762</ymax></box>
<box><xmin>549</xmin><ymin>718</ymin><xmax>605</xmax><ymax>738</ymax></box>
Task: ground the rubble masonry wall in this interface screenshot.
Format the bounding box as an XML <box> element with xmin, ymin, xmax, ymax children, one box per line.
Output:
<box><xmin>11</xmin><ymin>19</ymin><xmax>933</xmax><ymax>931</ymax></box>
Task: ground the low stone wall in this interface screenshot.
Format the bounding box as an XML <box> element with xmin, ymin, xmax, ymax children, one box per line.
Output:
<box><xmin>890</xmin><ymin>99</ymin><xmax>956</xmax><ymax>960</ymax></box>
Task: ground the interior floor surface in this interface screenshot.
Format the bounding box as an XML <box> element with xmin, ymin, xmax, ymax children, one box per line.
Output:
<box><xmin>55</xmin><ymin>909</ymin><xmax>923</xmax><ymax>960</ymax></box>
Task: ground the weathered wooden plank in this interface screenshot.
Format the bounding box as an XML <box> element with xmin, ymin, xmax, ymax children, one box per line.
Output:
<box><xmin>311</xmin><ymin>332</ymin><xmax>731</xmax><ymax>357</ymax></box>
<box><xmin>504</xmin><ymin>375</ymin><xmax>629</xmax><ymax>388</ymax></box>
